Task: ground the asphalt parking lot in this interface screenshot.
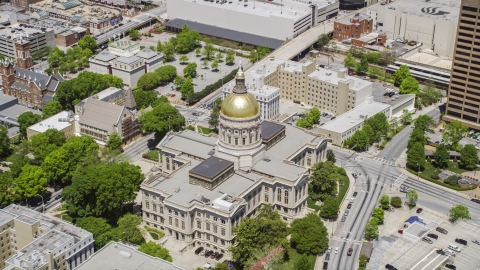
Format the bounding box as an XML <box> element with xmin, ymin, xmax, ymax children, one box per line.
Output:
<box><xmin>370</xmin><ymin>208</ymin><xmax>480</xmax><ymax>270</ymax></box>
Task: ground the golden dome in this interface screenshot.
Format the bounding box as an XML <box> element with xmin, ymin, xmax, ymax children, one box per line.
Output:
<box><xmin>221</xmin><ymin>92</ymin><xmax>259</xmax><ymax>118</ymax></box>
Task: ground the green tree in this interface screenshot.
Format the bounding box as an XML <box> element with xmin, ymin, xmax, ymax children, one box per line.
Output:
<box><xmin>78</xmin><ymin>35</ymin><xmax>97</xmax><ymax>52</ymax></box>
<box><xmin>394</xmin><ymin>65</ymin><xmax>411</xmax><ymax>86</ymax></box>
<box><xmin>356</xmin><ymin>55</ymin><xmax>369</xmax><ymax>75</ymax></box>
<box><xmin>391</xmin><ymin>196</ymin><xmax>402</xmax><ymax>208</ymax></box>
<box><xmin>414</xmin><ymin>115</ymin><xmax>435</xmax><ymax>135</ymax></box>
<box><xmin>107</xmin><ymin>132</ymin><xmax>123</xmax><ymax>150</ymax></box>
<box><xmin>76</xmin><ymin>217</ymin><xmax>113</xmax><ymax>249</ymax></box>
<box><xmin>296</xmin><ymin>108</ymin><xmax>320</xmax><ymax>128</ymax></box>
<box><xmin>442</xmin><ymin>120</ymin><xmax>468</xmax><ymax>150</ymax></box>
<box><xmin>138</xmin><ymin>242</ymin><xmax>173</xmax><ymax>262</ymax></box>
<box><xmin>343</xmin><ymin>53</ymin><xmax>357</xmax><ymax>70</ymax></box>
<box><xmin>215</xmin><ymin>263</ymin><xmax>229</xmax><ymax>270</ymax></box>
<box><xmin>14</xmin><ymin>165</ymin><xmax>48</xmax><ymax>199</ymax></box>
<box><xmin>401</xmin><ymin>109</ymin><xmax>413</xmax><ymax>125</ymax></box>
<box><xmin>202</xmin><ymin>59</ymin><xmax>209</xmax><ymax>69</ymax></box>
<box><xmin>249</xmin><ymin>45</ymin><xmax>270</xmax><ymax>63</ymax></box>
<box><xmin>309</xmin><ymin>161</ymin><xmax>340</xmax><ymax>201</ymax></box>
<box><xmin>156</xmin><ymin>40</ymin><xmax>163</xmax><ymax>53</ymax></box>
<box><xmin>30</xmin><ymin>129</ymin><xmax>66</xmax><ymax>164</ymax></box>
<box><xmin>117</xmin><ymin>213</ymin><xmax>145</xmax><ymax>244</ymax></box>
<box><xmin>18</xmin><ymin>111</ymin><xmax>42</xmax><ymax>138</ymax></box>
<box><xmin>379</xmin><ymin>194</ymin><xmax>390</xmax><ymax>210</ymax></box>
<box><xmin>175</xmin><ymin>24</ymin><xmax>202</xmax><ymax>53</ymax></box>
<box><xmin>291</xmin><ymin>213</ymin><xmax>328</xmax><ymax>255</ymax></box>
<box><xmin>208</xmin><ymin>99</ymin><xmax>222</xmax><ymax>130</ymax></box>
<box><xmin>407</xmin><ymin>142</ymin><xmax>426</xmax><ymax>170</ymax></box>
<box><xmin>211</xmin><ymin>59</ymin><xmax>219</xmax><ymax>70</ymax></box>
<box><xmin>0</xmin><ymin>126</ymin><xmax>10</xmax><ymax>157</ymax></box>
<box><xmin>42</xmin><ymin>100</ymin><xmax>62</xmax><ymax>119</ymax></box>
<box><xmin>62</xmin><ymin>162</ymin><xmax>144</xmax><ymax>219</ymax></box>
<box><xmin>372</xmin><ymin>207</ymin><xmax>384</xmax><ymax>223</ymax></box>
<box><xmin>202</xmin><ymin>42</ymin><xmax>215</xmax><ymax>60</ymax></box>
<box><xmin>326</xmin><ymin>149</ymin><xmax>336</xmax><ymax>163</ymax></box>
<box><xmin>195</xmin><ymin>47</ymin><xmax>201</xmax><ymax>56</ymax></box>
<box><xmin>129</xmin><ymin>29</ymin><xmax>140</xmax><ymax>40</ymax></box>
<box><xmin>155</xmin><ymin>65</ymin><xmax>177</xmax><ymax>83</ymax></box>
<box><xmin>317</xmin><ymin>34</ymin><xmax>331</xmax><ymax>50</ymax></box>
<box><xmin>406</xmin><ymin>190</ymin><xmax>418</xmax><ymax>206</ymax></box>
<box><xmin>399</xmin><ymin>76</ymin><xmax>420</xmax><ymax>94</ymax></box>
<box><xmin>216</xmin><ymin>52</ymin><xmax>224</xmax><ymax>62</ymax></box>
<box><xmin>449</xmin><ymin>204</ymin><xmax>471</xmax><ymax>222</ymax></box>
<box><xmin>226</xmin><ymin>50</ymin><xmax>235</xmax><ymax>65</ymax></box>
<box><xmin>348</xmin><ymin>130</ymin><xmax>369</xmax><ymax>150</ymax></box>
<box><xmin>183</xmin><ymin>62</ymin><xmax>197</xmax><ymax>78</ymax></box>
<box><xmin>137</xmin><ymin>72</ymin><xmax>160</xmax><ymax>91</ymax></box>
<box><xmin>173</xmin><ymin>77</ymin><xmax>186</xmax><ymax>90</ymax></box>
<box><xmin>359</xmin><ymin>254</ymin><xmax>368</xmax><ymax>268</ymax></box>
<box><xmin>407</xmin><ymin>128</ymin><xmax>427</xmax><ymax>150</ymax></box>
<box><xmin>229</xmin><ymin>205</ymin><xmax>287</xmax><ymax>267</ymax></box>
<box><xmin>0</xmin><ymin>172</ymin><xmax>14</xmax><ymax>205</ymax></box>
<box><xmin>294</xmin><ymin>254</ymin><xmax>312</xmax><ymax>270</ymax></box>
<box><xmin>433</xmin><ymin>144</ymin><xmax>449</xmax><ymax>169</ymax></box>
<box><xmin>179</xmin><ymin>54</ymin><xmax>189</xmax><ymax>64</ymax></box>
<box><xmin>318</xmin><ymin>195</ymin><xmax>340</xmax><ymax>219</ymax></box>
<box><xmin>362</xmin><ymin>123</ymin><xmax>375</xmax><ymax>142</ymax></box>
<box><xmin>162</xmin><ymin>41</ymin><xmax>175</xmax><ymax>63</ymax></box>
<box><xmin>180</xmin><ymin>76</ymin><xmax>194</xmax><ymax>100</ymax></box>
<box><xmin>133</xmin><ymin>90</ymin><xmax>158</xmax><ymax>109</ymax></box>
<box><xmin>364</xmin><ymin>219</ymin><xmax>379</xmax><ymax>240</ymax></box>
<box><xmin>139</xmin><ymin>102</ymin><xmax>185</xmax><ymax>140</ymax></box>
<box><xmin>460</xmin><ymin>144</ymin><xmax>478</xmax><ymax>170</ymax></box>
<box><xmin>368</xmin><ymin>67</ymin><xmax>384</xmax><ymax>78</ymax></box>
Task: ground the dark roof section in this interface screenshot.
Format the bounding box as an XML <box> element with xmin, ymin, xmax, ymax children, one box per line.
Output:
<box><xmin>47</xmin><ymin>80</ymin><xmax>59</xmax><ymax>92</ymax></box>
<box><xmin>52</xmin><ymin>73</ymin><xmax>64</xmax><ymax>82</ymax></box>
<box><xmin>11</xmin><ymin>82</ymin><xmax>29</xmax><ymax>91</ymax></box>
<box><xmin>261</xmin><ymin>121</ymin><xmax>285</xmax><ymax>141</ymax></box>
<box><xmin>14</xmin><ymin>67</ymin><xmax>49</xmax><ymax>82</ymax></box>
<box><xmin>166</xmin><ymin>19</ymin><xmax>284</xmax><ymax>49</ymax></box>
<box><xmin>42</xmin><ymin>94</ymin><xmax>54</xmax><ymax>104</ymax></box>
<box><xmin>189</xmin><ymin>156</ymin><xmax>233</xmax><ymax>180</ymax></box>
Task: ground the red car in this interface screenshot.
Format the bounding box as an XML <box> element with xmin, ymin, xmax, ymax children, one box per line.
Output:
<box><xmin>398</xmin><ymin>230</ymin><xmax>403</xmax><ymax>234</ymax></box>
<box><xmin>171</xmin><ymin>94</ymin><xmax>176</xmax><ymax>98</ymax></box>
<box><xmin>347</xmin><ymin>248</ymin><xmax>353</xmax><ymax>256</ymax></box>
<box><xmin>347</xmin><ymin>203</ymin><xmax>352</xmax><ymax>209</ymax></box>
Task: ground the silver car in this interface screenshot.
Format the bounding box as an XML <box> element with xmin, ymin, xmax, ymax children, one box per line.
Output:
<box><xmin>344</xmin><ymin>210</ymin><xmax>349</xmax><ymax>216</ymax></box>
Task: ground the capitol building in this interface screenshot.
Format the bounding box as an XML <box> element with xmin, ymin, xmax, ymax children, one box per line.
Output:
<box><xmin>140</xmin><ymin>66</ymin><xmax>328</xmax><ymax>254</ymax></box>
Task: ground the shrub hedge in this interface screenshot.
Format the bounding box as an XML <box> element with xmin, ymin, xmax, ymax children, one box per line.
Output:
<box><xmin>189</xmin><ymin>68</ymin><xmax>238</xmax><ymax>103</ymax></box>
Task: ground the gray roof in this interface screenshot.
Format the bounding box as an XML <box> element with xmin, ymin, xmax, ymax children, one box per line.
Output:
<box><xmin>261</xmin><ymin>121</ymin><xmax>285</xmax><ymax>141</ymax></box>
<box><xmin>75</xmin><ymin>242</ymin><xmax>186</xmax><ymax>270</ymax></box>
<box><xmin>47</xmin><ymin>80</ymin><xmax>59</xmax><ymax>92</ymax></box>
<box><xmin>136</xmin><ymin>48</ymin><xmax>158</xmax><ymax>59</ymax></box>
<box><xmin>252</xmin><ymin>159</ymin><xmax>306</xmax><ymax>180</ymax></box>
<box><xmin>11</xmin><ymin>82</ymin><xmax>29</xmax><ymax>91</ymax></box>
<box><xmin>124</xmin><ymin>87</ymin><xmax>136</xmax><ymax>109</ymax></box>
<box><xmin>95</xmin><ymin>50</ymin><xmax>117</xmax><ymax>62</ymax></box>
<box><xmin>166</xmin><ymin>18</ymin><xmax>284</xmax><ymax>49</ymax></box>
<box><xmin>189</xmin><ymin>156</ymin><xmax>233</xmax><ymax>180</ymax></box>
<box><xmin>79</xmin><ymin>98</ymin><xmax>125</xmax><ymax>133</ymax></box>
<box><xmin>160</xmin><ymin>131</ymin><xmax>217</xmax><ymax>159</ymax></box>
<box><xmin>52</xmin><ymin>73</ymin><xmax>64</xmax><ymax>82</ymax></box>
<box><xmin>42</xmin><ymin>94</ymin><xmax>54</xmax><ymax>105</ymax></box>
<box><xmin>14</xmin><ymin>68</ymin><xmax>49</xmax><ymax>84</ymax></box>
<box><xmin>116</xmin><ymin>55</ymin><xmax>140</xmax><ymax>64</ymax></box>
<box><xmin>1</xmin><ymin>105</ymin><xmax>41</xmax><ymax>120</ymax></box>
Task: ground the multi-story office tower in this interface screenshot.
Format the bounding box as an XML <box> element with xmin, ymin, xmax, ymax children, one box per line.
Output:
<box><xmin>444</xmin><ymin>0</ymin><xmax>480</xmax><ymax>130</ymax></box>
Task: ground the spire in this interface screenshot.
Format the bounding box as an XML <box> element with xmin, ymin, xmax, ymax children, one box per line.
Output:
<box><xmin>232</xmin><ymin>62</ymin><xmax>247</xmax><ymax>94</ymax></box>
<box><xmin>124</xmin><ymin>86</ymin><xmax>136</xmax><ymax>110</ymax></box>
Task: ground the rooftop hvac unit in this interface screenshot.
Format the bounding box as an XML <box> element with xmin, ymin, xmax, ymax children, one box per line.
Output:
<box><xmin>174</xmin><ymin>186</ymin><xmax>180</xmax><ymax>193</ymax></box>
<box><xmin>118</xmin><ymin>251</ymin><xmax>132</xmax><ymax>259</ymax></box>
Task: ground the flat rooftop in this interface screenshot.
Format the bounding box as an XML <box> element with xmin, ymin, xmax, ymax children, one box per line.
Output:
<box><xmin>319</xmin><ymin>102</ymin><xmax>391</xmax><ymax>133</ymax></box>
<box><xmin>0</xmin><ymin>24</ymin><xmax>52</xmax><ymax>42</ymax></box>
<box><xmin>145</xmin><ymin>158</ymin><xmax>255</xmax><ymax>207</ymax></box>
<box><xmin>385</xmin><ymin>0</ymin><xmax>460</xmax><ymax>21</ymax></box>
<box><xmin>336</xmin><ymin>13</ymin><xmax>371</xmax><ymax>25</ymax></box>
<box><xmin>30</xmin><ymin>0</ymin><xmax>121</xmax><ymax>23</ymax></box>
<box><xmin>261</xmin><ymin>121</ymin><xmax>285</xmax><ymax>141</ymax></box>
<box><xmin>2</xmin><ymin>205</ymin><xmax>91</xmax><ymax>242</ymax></box>
<box><xmin>28</xmin><ymin>111</ymin><xmax>72</xmax><ymax>133</ymax></box>
<box><xmin>282</xmin><ymin>60</ymin><xmax>313</xmax><ymax>73</ymax></box>
<box><xmin>189</xmin><ymin>156</ymin><xmax>233</xmax><ymax>179</ymax></box>
<box><xmin>160</xmin><ymin>131</ymin><xmax>217</xmax><ymax>160</ymax></box>
<box><xmin>11</xmin><ymin>230</ymin><xmax>72</xmax><ymax>264</ymax></box>
<box><xmin>75</xmin><ymin>242</ymin><xmax>186</xmax><ymax>270</ymax></box>
<box><xmin>308</xmin><ymin>68</ymin><xmax>372</xmax><ymax>91</ymax></box>
<box><xmin>0</xmin><ymin>105</ymin><xmax>41</xmax><ymax>122</ymax></box>
<box><xmin>92</xmin><ymin>87</ymin><xmax>125</xmax><ymax>101</ymax></box>
<box><xmin>0</xmin><ymin>210</ymin><xmax>16</xmax><ymax>227</ymax></box>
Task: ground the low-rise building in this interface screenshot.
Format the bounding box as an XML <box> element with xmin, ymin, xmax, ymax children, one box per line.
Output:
<box><xmin>26</xmin><ymin>110</ymin><xmax>76</xmax><ymax>140</ymax></box>
<box><xmin>74</xmin><ymin>242</ymin><xmax>185</xmax><ymax>270</ymax></box>
<box><xmin>0</xmin><ymin>94</ymin><xmax>41</xmax><ymax>137</ymax></box>
<box><xmin>333</xmin><ymin>12</ymin><xmax>373</xmax><ymax>42</ymax></box>
<box><xmin>108</xmin><ymin>39</ymin><xmax>141</xmax><ymax>57</ymax></box>
<box><xmin>0</xmin><ymin>204</ymin><xmax>94</xmax><ymax>270</ymax></box>
<box><xmin>89</xmin><ymin>49</ymin><xmax>163</xmax><ymax>88</ymax></box>
<box><xmin>317</xmin><ymin>100</ymin><xmax>391</xmax><ymax>145</ymax></box>
<box><xmin>54</xmin><ymin>27</ymin><xmax>88</xmax><ymax>47</ymax></box>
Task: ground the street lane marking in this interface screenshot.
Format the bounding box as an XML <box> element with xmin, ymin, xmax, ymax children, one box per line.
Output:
<box><xmin>410</xmin><ymin>248</ymin><xmax>437</xmax><ymax>270</ymax></box>
<box><xmin>420</xmin><ymin>253</ymin><xmax>442</xmax><ymax>270</ymax></box>
<box><xmin>430</xmin><ymin>255</ymin><xmax>450</xmax><ymax>270</ymax></box>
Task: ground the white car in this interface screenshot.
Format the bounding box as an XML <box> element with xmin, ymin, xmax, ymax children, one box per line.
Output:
<box><xmin>334</xmin><ymin>247</ymin><xmax>339</xmax><ymax>254</ymax></box>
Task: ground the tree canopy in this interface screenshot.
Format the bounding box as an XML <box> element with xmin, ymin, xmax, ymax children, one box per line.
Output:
<box><xmin>229</xmin><ymin>205</ymin><xmax>287</xmax><ymax>267</ymax></box>
<box><xmin>449</xmin><ymin>204</ymin><xmax>471</xmax><ymax>222</ymax></box>
<box><xmin>414</xmin><ymin>115</ymin><xmax>435</xmax><ymax>135</ymax></box>
<box><xmin>0</xmin><ymin>126</ymin><xmax>10</xmax><ymax>158</ymax></box>
<box><xmin>391</xmin><ymin>196</ymin><xmax>402</xmax><ymax>208</ymax></box>
<box><xmin>326</xmin><ymin>149</ymin><xmax>336</xmax><ymax>163</ymax></box>
<box><xmin>208</xmin><ymin>99</ymin><xmax>222</xmax><ymax>129</ymax></box>
<box><xmin>442</xmin><ymin>120</ymin><xmax>468</xmax><ymax>150</ymax></box>
<box><xmin>183</xmin><ymin>62</ymin><xmax>197</xmax><ymax>78</ymax></box>
<box><xmin>433</xmin><ymin>144</ymin><xmax>449</xmax><ymax>169</ymax></box>
<box><xmin>55</xmin><ymin>71</ymin><xmax>123</xmax><ymax>109</ymax></box>
<box><xmin>175</xmin><ymin>24</ymin><xmax>202</xmax><ymax>53</ymax></box>
<box><xmin>42</xmin><ymin>100</ymin><xmax>62</xmax><ymax>119</ymax></box>
<box><xmin>406</xmin><ymin>190</ymin><xmax>418</xmax><ymax>206</ymax></box>
<box><xmin>14</xmin><ymin>165</ymin><xmax>48</xmax><ymax>199</ymax></box>
<box><xmin>356</xmin><ymin>55</ymin><xmax>369</xmax><ymax>75</ymax></box>
<box><xmin>317</xmin><ymin>34</ymin><xmax>331</xmax><ymax>51</ymax></box>
<box><xmin>309</xmin><ymin>161</ymin><xmax>340</xmax><ymax>201</ymax></box>
<box><xmin>460</xmin><ymin>144</ymin><xmax>478</xmax><ymax>170</ymax></box>
<box><xmin>290</xmin><ymin>213</ymin><xmax>328</xmax><ymax>255</ymax></box>
<box><xmin>78</xmin><ymin>35</ymin><xmax>97</xmax><ymax>52</ymax></box>
<box><xmin>296</xmin><ymin>108</ymin><xmax>320</xmax><ymax>129</ymax></box>
<box><xmin>364</xmin><ymin>218</ymin><xmax>379</xmax><ymax>240</ymax></box>
<box><xmin>399</xmin><ymin>76</ymin><xmax>420</xmax><ymax>94</ymax></box>
<box><xmin>107</xmin><ymin>132</ymin><xmax>123</xmax><ymax>150</ymax></box>
<box><xmin>379</xmin><ymin>194</ymin><xmax>390</xmax><ymax>210</ymax></box>
<box><xmin>343</xmin><ymin>53</ymin><xmax>356</xmax><ymax>70</ymax></box>
<box><xmin>129</xmin><ymin>29</ymin><xmax>140</xmax><ymax>40</ymax></box>
<box><xmin>138</xmin><ymin>242</ymin><xmax>173</xmax><ymax>262</ymax></box>
<box><xmin>133</xmin><ymin>90</ymin><xmax>158</xmax><ymax>109</ymax></box>
<box><xmin>18</xmin><ymin>111</ymin><xmax>42</xmax><ymax>138</ymax></box>
<box><xmin>407</xmin><ymin>142</ymin><xmax>426</xmax><ymax>170</ymax></box>
<box><xmin>319</xmin><ymin>195</ymin><xmax>340</xmax><ymax>219</ymax></box>
<box><xmin>137</xmin><ymin>73</ymin><xmax>160</xmax><ymax>91</ymax></box>
<box><xmin>139</xmin><ymin>101</ymin><xmax>185</xmax><ymax>141</ymax></box>
<box><xmin>180</xmin><ymin>76</ymin><xmax>194</xmax><ymax>100</ymax></box>
<box><xmin>394</xmin><ymin>65</ymin><xmax>410</xmax><ymax>86</ymax></box>
<box><xmin>30</xmin><ymin>128</ymin><xmax>66</xmax><ymax>165</ymax></box>
<box><xmin>249</xmin><ymin>45</ymin><xmax>270</xmax><ymax>63</ymax></box>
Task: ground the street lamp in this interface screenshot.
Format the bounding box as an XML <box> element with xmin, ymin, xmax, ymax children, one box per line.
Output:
<box><xmin>38</xmin><ymin>194</ymin><xmax>45</xmax><ymax>213</ymax></box>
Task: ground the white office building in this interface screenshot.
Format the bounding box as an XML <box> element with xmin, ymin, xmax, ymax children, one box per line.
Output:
<box><xmin>165</xmin><ymin>0</ymin><xmax>339</xmax><ymax>48</ymax></box>
<box><xmin>367</xmin><ymin>0</ymin><xmax>460</xmax><ymax>57</ymax></box>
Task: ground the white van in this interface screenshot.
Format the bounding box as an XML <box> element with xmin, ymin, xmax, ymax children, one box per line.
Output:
<box><xmin>448</xmin><ymin>244</ymin><xmax>461</xmax><ymax>252</ymax></box>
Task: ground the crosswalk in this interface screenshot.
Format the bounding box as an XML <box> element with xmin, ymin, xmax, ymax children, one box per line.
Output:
<box><xmin>373</xmin><ymin>157</ymin><xmax>396</xmax><ymax>166</ymax></box>
<box><xmin>330</xmin><ymin>236</ymin><xmax>362</xmax><ymax>245</ymax></box>
<box><xmin>393</xmin><ymin>174</ymin><xmax>408</xmax><ymax>187</ymax></box>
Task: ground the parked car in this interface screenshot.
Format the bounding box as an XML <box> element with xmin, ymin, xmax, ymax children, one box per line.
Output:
<box><xmin>334</xmin><ymin>247</ymin><xmax>339</xmax><ymax>254</ymax></box>
<box><xmin>448</xmin><ymin>244</ymin><xmax>461</xmax><ymax>252</ymax></box>
<box><xmin>327</xmin><ymin>246</ymin><xmax>332</xmax><ymax>254</ymax></box>
<box><xmin>199</xmin><ymin>250</ymin><xmax>206</xmax><ymax>256</ymax></box>
<box><xmin>422</xmin><ymin>237</ymin><xmax>433</xmax><ymax>244</ymax></box>
<box><xmin>205</xmin><ymin>250</ymin><xmax>213</xmax><ymax>257</ymax></box>
<box><xmin>445</xmin><ymin>264</ymin><xmax>456</xmax><ymax>270</ymax></box>
<box><xmin>436</xmin><ymin>227</ymin><xmax>448</xmax><ymax>234</ymax></box>
<box><xmin>416</xmin><ymin>208</ymin><xmax>423</xmax><ymax>213</ymax></box>
<box><xmin>427</xmin><ymin>233</ymin><xmax>438</xmax><ymax>240</ymax></box>
<box><xmin>341</xmin><ymin>216</ymin><xmax>346</xmax><ymax>222</ymax></box>
<box><xmin>211</xmin><ymin>252</ymin><xmax>218</xmax><ymax>259</ymax></box>
<box><xmin>325</xmin><ymin>253</ymin><xmax>330</xmax><ymax>261</ymax></box>
<box><xmin>472</xmin><ymin>239</ymin><xmax>480</xmax><ymax>245</ymax></box>
<box><xmin>323</xmin><ymin>262</ymin><xmax>328</xmax><ymax>270</ymax></box>
<box><xmin>344</xmin><ymin>210</ymin><xmax>349</xmax><ymax>216</ymax></box>
<box><xmin>353</xmin><ymin>192</ymin><xmax>358</xmax><ymax>197</ymax></box>
<box><xmin>347</xmin><ymin>203</ymin><xmax>352</xmax><ymax>209</ymax></box>
<box><xmin>436</xmin><ymin>249</ymin><xmax>446</xmax><ymax>255</ymax></box>
<box><xmin>455</xmin><ymin>238</ymin><xmax>468</xmax><ymax>246</ymax></box>
<box><xmin>471</xmin><ymin>198</ymin><xmax>480</xmax><ymax>204</ymax></box>
<box><xmin>195</xmin><ymin>247</ymin><xmax>204</xmax><ymax>255</ymax></box>
<box><xmin>385</xmin><ymin>264</ymin><xmax>397</xmax><ymax>270</ymax></box>
<box><xmin>347</xmin><ymin>248</ymin><xmax>353</xmax><ymax>256</ymax></box>
<box><xmin>350</xmin><ymin>198</ymin><xmax>354</xmax><ymax>203</ymax></box>
<box><xmin>171</xmin><ymin>94</ymin><xmax>176</xmax><ymax>98</ymax></box>
<box><xmin>398</xmin><ymin>230</ymin><xmax>403</xmax><ymax>234</ymax></box>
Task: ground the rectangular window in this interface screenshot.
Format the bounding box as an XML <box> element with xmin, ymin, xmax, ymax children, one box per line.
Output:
<box><xmin>175</xmin><ymin>219</ymin><xmax>178</xmax><ymax>227</ymax></box>
<box><xmin>169</xmin><ymin>217</ymin><xmax>172</xmax><ymax>225</ymax></box>
<box><xmin>213</xmin><ymin>225</ymin><xmax>217</xmax><ymax>234</ymax></box>
<box><xmin>197</xmin><ymin>221</ymin><xmax>201</xmax><ymax>229</ymax></box>
<box><xmin>153</xmin><ymin>204</ymin><xmax>156</xmax><ymax>212</ymax></box>
<box><xmin>221</xmin><ymin>228</ymin><xmax>225</xmax><ymax>236</ymax></box>
<box><xmin>182</xmin><ymin>221</ymin><xmax>185</xmax><ymax>229</ymax></box>
<box><xmin>284</xmin><ymin>190</ymin><xmax>289</xmax><ymax>204</ymax></box>
<box><xmin>277</xmin><ymin>189</ymin><xmax>281</xmax><ymax>202</ymax></box>
<box><xmin>206</xmin><ymin>223</ymin><xmax>210</xmax><ymax>231</ymax></box>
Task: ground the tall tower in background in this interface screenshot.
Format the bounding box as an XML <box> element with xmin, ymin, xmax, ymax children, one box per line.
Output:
<box><xmin>15</xmin><ymin>39</ymin><xmax>33</xmax><ymax>70</ymax></box>
<box><xmin>444</xmin><ymin>0</ymin><xmax>480</xmax><ymax>130</ymax></box>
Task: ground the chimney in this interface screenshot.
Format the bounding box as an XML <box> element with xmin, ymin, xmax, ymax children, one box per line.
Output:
<box><xmin>47</xmin><ymin>251</ymin><xmax>54</xmax><ymax>270</ymax></box>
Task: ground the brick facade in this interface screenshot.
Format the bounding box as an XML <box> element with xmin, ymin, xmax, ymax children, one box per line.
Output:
<box><xmin>333</xmin><ymin>14</ymin><xmax>373</xmax><ymax>42</ymax></box>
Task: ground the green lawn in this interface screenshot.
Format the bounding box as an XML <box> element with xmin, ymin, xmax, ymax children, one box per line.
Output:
<box><xmin>407</xmin><ymin>162</ymin><xmax>474</xmax><ymax>191</ymax></box>
<box><xmin>149</xmin><ymin>232</ymin><xmax>159</xmax><ymax>240</ymax></box>
<box><xmin>145</xmin><ymin>226</ymin><xmax>165</xmax><ymax>238</ymax></box>
<box><xmin>198</xmin><ymin>126</ymin><xmax>216</xmax><ymax>135</ymax></box>
<box><xmin>336</xmin><ymin>175</ymin><xmax>350</xmax><ymax>204</ymax></box>
<box><xmin>279</xmin><ymin>248</ymin><xmax>316</xmax><ymax>270</ymax></box>
<box><xmin>142</xmin><ymin>150</ymin><xmax>159</xmax><ymax>162</ymax></box>
<box><xmin>307</xmin><ymin>197</ymin><xmax>321</xmax><ymax>211</ymax></box>
<box><xmin>62</xmin><ymin>214</ymin><xmax>73</xmax><ymax>223</ymax></box>
<box><xmin>445</xmin><ymin>161</ymin><xmax>480</xmax><ymax>174</ymax></box>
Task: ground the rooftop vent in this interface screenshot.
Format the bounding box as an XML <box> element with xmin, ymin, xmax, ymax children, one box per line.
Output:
<box><xmin>118</xmin><ymin>251</ymin><xmax>132</xmax><ymax>259</ymax></box>
<box><xmin>174</xmin><ymin>186</ymin><xmax>180</xmax><ymax>193</ymax></box>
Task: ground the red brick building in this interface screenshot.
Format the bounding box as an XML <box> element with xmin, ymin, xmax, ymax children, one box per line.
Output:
<box><xmin>333</xmin><ymin>13</ymin><xmax>373</xmax><ymax>42</ymax></box>
<box><xmin>0</xmin><ymin>40</ymin><xmax>63</xmax><ymax>108</ymax></box>
<box><xmin>9</xmin><ymin>0</ymin><xmax>42</xmax><ymax>9</ymax></box>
